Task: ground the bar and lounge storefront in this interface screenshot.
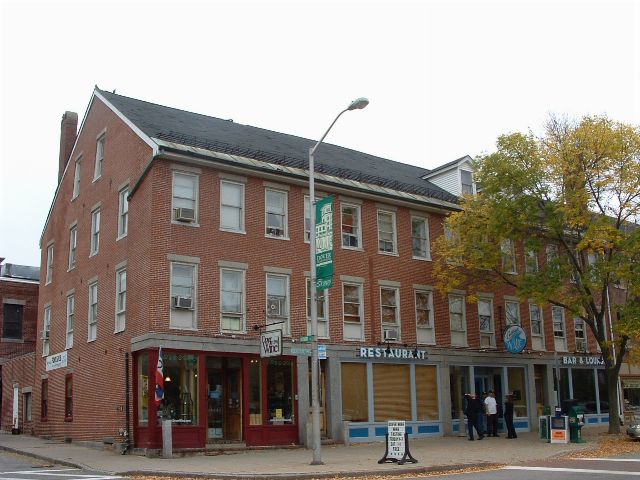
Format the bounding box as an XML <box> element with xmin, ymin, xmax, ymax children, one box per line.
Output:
<box><xmin>133</xmin><ymin>349</ymin><xmax>298</xmax><ymax>449</ymax></box>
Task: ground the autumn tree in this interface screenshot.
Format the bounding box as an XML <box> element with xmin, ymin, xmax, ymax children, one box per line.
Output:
<box><xmin>434</xmin><ymin>115</ymin><xmax>640</xmax><ymax>434</ymax></box>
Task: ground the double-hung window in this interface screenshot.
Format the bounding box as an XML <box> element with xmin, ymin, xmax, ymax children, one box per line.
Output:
<box><xmin>343</xmin><ymin>282</ymin><xmax>364</xmax><ymax>340</ymax></box>
<box><xmin>72</xmin><ymin>157</ymin><xmax>81</xmax><ymax>199</ymax></box>
<box><xmin>220</xmin><ymin>180</ymin><xmax>244</xmax><ymax>232</ymax></box>
<box><xmin>306</xmin><ymin>278</ymin><xmax>328</xmax><ymax>337</ymax></box>
<box><xmin>66</xmin><ymin>294</ymin><xmax>75</xmax><ymax>349</ymax></box>
<box><xmin>172</xmin><ymin>172</ymin><xmax>198</xmax><ymax>223</ymax></box>
<box><xmin>546</xmin><ymin>244</ymin><xmax>559</xmax><ymax>270</ymax></box>
<box><xmin>525</xmin><ymin>248</ymin><xmax>539</xmax><ymax>273</ymax></box>
<box><xmin>220</xmin><ymin>268</ymin><xmax>245</xmax><ymax>332</ymax></box>
<box><xmin>42</xmin><ymin>306</ymin><xmax>51</xmax><ymax>356</ymax></box>
<box><xmin>115</xmin><ymin>268</ymin><xmax>127</xmax><ymax>333</ymax></box>
<box><xmin>266</xmin><ymin>273</ymin><xmax>289</xmax><ymax>334</ymax></box>
<box><xmin>377</xmin><ymin>210</ymin><xmax>397</xmax><ymax>254</ymax></box>
<box><xmin>415</xmin><ymin>290</ymin><xmax>435</xmax><ymax>344</ymax></box>
<box><xmin>411</xmin><ymin>216</ymin><xmax>430</xmax><ymax>259</ymax></box>
<box><xmin>505</xmin><ymin>300</ymin><xmax>521</xmax><ymax>325</ymax></box>
<box><xmin>478</xmin><ymin>297</ymin><xmax>495</xmax><ymax>347</ymax></box>
<box><xmin>304</xmin><ymin>195</ymin><xmax>321</xmax><ymax>243</ymax></box>
<box><xmin>341</xmin><ymin>203</ymin><xmax>361</xmax><ymax>249</ymax></box>
<box><xmin>380</xmin><ymin>287</ymin><xmax>400</xmax><ymax>327</ymax></box>
<box><xmin>90</xmin><ymin>208</ymin><xmax>100</xmax><ymax>256</ymax></box>
<box><xmin>118</xmin><ymin>187</ymin><xmax>129</xmax><ymax>238</ymax></box>
<box><xmin>94</xmin><ymin>134</ymin><xmax>104</xmax><ymax>180</ymax></box>
<box><xmin>265</xmin><ymin>189</ymin><xmax>287</xmax><ymax>238</ymax></box>
<box><xmin>88</xmin><ymin>282</ymin><xmax>98</xmax><ymax>342</ymax></box>
<box><xmin>529</xmin><ymin>303</ymin><xmax>545</xmax><ymax>350</ymax></box>
<box><xmin>501</xmin><ymin>239</ymin><xmax>516</xmax><ymax>273</ymax></box>
<box><xmin>3</xmin><ymin>303</ymin><xmax>23</xmax><ymax>339</ymax></box>
<box><xmin>68</xmin><ymin>225</ymin><xmax>77</xmax><ymax>270</ymax></box>
<box><xmin>170</xmin><ymin>262</ymin><xmax>197</xmax><ymax>330</ymax></box>
<box><xmin>461</xmin><ymin>170</ymin><xmax>474</xmax><ymax>194</ymax></box>
<box><xmin>449</xmin><ymin>294</ymin><xmax>466</xmax><ymax>346</ymax></box>
<box><xmin>552</xmin><ymin>306</ymin><xmax>567</xmax><ymax>351</ymax></box>
<box><xmin>46</xmin><ymin>244</ymin><xmax>54</xmax><ymax>284</ymax></box>
<box><xmin>574</xmin><ymin>317</ymin><xmax>587</xmax><ymax>352</ymax></box>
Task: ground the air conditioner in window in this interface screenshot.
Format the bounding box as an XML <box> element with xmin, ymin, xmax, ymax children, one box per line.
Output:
<box><xmin>267</xmin><ymin>298</ymin><xmax>284</xmax><ymax>317</ymax></box>
<box><xmin>175</xmin><ymin>207</ymin><xmax>195</xmax><ymax>222</ymax></box>
<box><xmin>383</xmin><ymin>327</ymin><xmax>399</xmax><ymax>341</ymax></box>
<box><xmin>172</xmin><ymin>296</ymin><xmax>193</xmax><ymax>309</ymax></box>
<box><xmin>41</xmin><ymin>330</ymin><xmax>50</xmax><ymax>340</ymax></box>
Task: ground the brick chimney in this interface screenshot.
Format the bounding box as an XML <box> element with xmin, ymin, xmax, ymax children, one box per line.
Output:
<box><xmin>58</xmin><ymin>111</ymin><xmax>78</xmax><ymax>183</ymax></box>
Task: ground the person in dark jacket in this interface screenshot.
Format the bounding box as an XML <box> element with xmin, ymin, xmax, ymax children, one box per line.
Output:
<box><xmin>504</xmin><ymin>394</ymin><xmax>517</xmax><ymax>439</ymax></box>
<box><xmin>464</xmin><ymin>393</ymin><xmax>485</xmax><ymax>440</ymax></box>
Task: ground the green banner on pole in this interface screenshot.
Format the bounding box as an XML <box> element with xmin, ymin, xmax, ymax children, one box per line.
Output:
<box><xmin>315</xmin><ymin>196</ymin><xmax>334</xmax><ymax>291</ymax></box>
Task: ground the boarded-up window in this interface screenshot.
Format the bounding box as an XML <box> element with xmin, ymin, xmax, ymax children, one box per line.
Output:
<box><xmin>341</xmin><ymin>363</ymin><xmax>367</xmax><ymax>422</ymax></box>
<box><xmin>416</xmin><ymin>365</ymin><xmax>439</xmax><ymax>420</ymax></box>
<box><xmin>374</xmin><ymin>364</ymin><xmax>411</xmax><ymax>421</ymax></box>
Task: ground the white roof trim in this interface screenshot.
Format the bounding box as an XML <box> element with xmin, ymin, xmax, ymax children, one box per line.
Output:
<box><xmin>422</xmin><ymin>155</ymin><xmax>473</xmax><ymax>180</ymax></box>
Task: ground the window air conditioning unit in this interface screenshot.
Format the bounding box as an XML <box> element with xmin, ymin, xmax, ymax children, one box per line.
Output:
<box><xmin>267</xmin><ymin>298</ymin><xmax>283</xmax><ymax>317</ymax></box>
<box><xmin>383</xmin><ymin>327</ymin><xmax>399</xmax><ymax>341</ymax></box>
<box><xmin>172</xmin><ymin>296</ymin><xmax>193</xmax><ymax>309</ymax></box>
<box><xmin>175</xmin><ymin>207</ymin><xmax>195</xmax><ymax>222</ymax></box>
<box><xmin>41</xmin><ymin>330</ymin><xmax>50</xmax><ymax>340</ymax></box>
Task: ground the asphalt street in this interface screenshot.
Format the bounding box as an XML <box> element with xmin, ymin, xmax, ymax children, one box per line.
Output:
<box><xmin>0</xmin><ymin>451</ymin><xmax>121</xmax><ymax>480</ymax></box>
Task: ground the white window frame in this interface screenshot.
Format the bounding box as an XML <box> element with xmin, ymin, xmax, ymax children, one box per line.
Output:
<box><xmin>525</xmin><ymin>248</ymin><xmax>539</xmax><ymax>273</ymax></box>
<box><xmin>306</xmin><ymin>278</ymin><xmax>328</xmax><ymax>336</ymax></box>
<box><xmin>546</xmin><ymin>244</ymin><xmax>559</xmax><ymax>266</ymax></box>
<box><xmin>118</xmin><ymin>187</ymin><xmax>129</xmax><ymax>239</ymax></box>
<box><xmin>170</xmin><ymin>262</ymin><xmax>197</xmax><ymax>330</ymax></box>
<box><xmin>505</xmin><ymin>300</ymin><xmax>521</xmax><ymax>326</ymax></box>
<box><xmin>68</xmin><ymin>225</ymin><xmax>77</xmax><ymax>270</ymax></box>
<box><xmin>411</xmin><ymin>215</ymin><xmax>431</xmax><ymax>260</ymax></box>
<box><xmin>171</xmin><ymin>171</ymin><xmax>199</xmax><ymax>224</ymax></box>
<box><xmin>341</xmin><ymin>203</ymin><xmax>362</xmax><ymax>250</ymax></box>
<box><xmin>304</xmin><ymin>195</ymin><xmax>322</xmax><ymax>243</ymax></box>
<box><xmin>529</xmin><ymin>303</ymin><xmax>544</xmax><ymax>338</ymax></box>
<box><xmin>220</xmin><ymin>268</ymin><xmax>245</xmax><ymax>333</ymax></box>
<box><xmin>266</xmin><ymin>273</ymin><xmax>290</xmax><ymax>335</ymax></box>
<box><xmin>460</xmin><ymin>169</ymin><xmax>474</xmax><ymax>195</ymax></box>
<box><xmin>72</xmin><ymin>157</ymin><xmax>81</xmax><ymax>199</ymax></box>
<box><xmin>574</xmin><ymin>317</ymin><xmax>587</xmax><ymax>352</ymax></box>
<box><xmin>377</xmin><ymin>210</ymin><xmax>397</xmax><ymax>255</ymax></box>
<box><xmin>88</xmin><ymin>282</ymin><xmax>98</xmax><ymax>342</ymax></box>
<box><xmin>264</xmin><ymin>188</ymin><xmax>288</xmax><ymax>238</ymax></box>
<box><xmin>220</xmin><ymin>180</ymin><xmax>245</xmax><ymax>233</ymax></box>
<box><xmin>478</xmin><ymin>297</ymin><xmax>495</xmax><ymax>347</ymax></box>
<box><xmin>45</xmin><ymin>244</ymin><xmax>54</xmax><ymax>285</ymax></box>
<box><xmin>42</xmin><ymin>306</ymin><xmax>51</xmax><ymax>357</ymax></box>
<box><xmin>501</xmin><ymin>239</ymin><xmax>517</xmax><ymax>274</ymax></box>
<box><xmin>342</xmin><ymin>282</ymin><xmax>364</xmax><ymax>340</ymax></box>
<box><xmin>90</xmin><ymin>208</ymin><xmax>100</xmax><ymax>256</ymax></box>
<box><xmin>449</xmin><ymin>294</ymin><xmax>466</xmax><ymax>331</ymax></box>
<box><xmin>552</xmin><ymin>306</ymin><xmax>567</xmax><ymax>352</ymax></box>
<box><xmin>115</xmin><ymin>268</ymin><xmax>126</xmax><ymax>333</ymax></box>
<box><xmin>66</xmin><ymin>294</ymin><xmax>74</xmax><ymax>350</ymax></box>
<box><xmin>94</xmin><ymin>134</ymin><xmax>104</xmax><ymax>181</ymax></box>
<box><xmin>415</xmin><ymin>289</ymin><xmax>435</xmax><ymax>344</ymax></box>
<box><xmin>380</xmin><ymin>286</ymin><xmax>400</xmax><ymax>327</ymax></box>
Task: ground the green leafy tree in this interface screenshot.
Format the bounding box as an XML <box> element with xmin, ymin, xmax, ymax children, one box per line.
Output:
<box><xmin>434</xmin><ymin>115</ymin><xmax>640</xmax><ymax>434</ymax></box>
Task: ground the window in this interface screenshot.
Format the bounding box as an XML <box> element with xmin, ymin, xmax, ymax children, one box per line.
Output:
<box><xmin>415</xmin><ymin>290</ymin><xmax>435</xmax><ymax>344</ymax></box>
<box><xmin>137</xmin><ymin>353</ymin><xmax>149</xmax><ymax>426</ymax></box>
<box><xmin>501</xmin><ymin>239</ymin><xmax>516</xmax><ymax>273</ymax></box>
<box><xmin>304</xmin><ymin>195</ymin><xmax>321</xmax><ymax>243</ymax></box>
<box><xmin>341</xmin><ymin>203</ymin><xmax>361</xmax><ymax>249</ymax></box>
<box><xmin>118</xmin><ymin>188</ymin><xmax>129</xmax><ymax>238</ymax></box>
<box><xmin>221</xmin><ymin>268</ymin><xmax>245</xmax><ymax>332</ymax></box>
<box><xmin>411</xmin><ymin>216</ymin><xmax>430</xmax><ymax>259</ymax></box>
<box><xmin>42</xmin><ymin>306</ymin><xmax>51</xmax><ymax>356</ymax></box>
<box><xmin>23</xmin><ymin>392</ymin><xmax>32</xmax><ymax>423</ymax></box>
<box><xmin>265</xmin><ymin>189</ymin><xmax>287</xmax><ymax>237</ymax></box>
<box><xmin>41</xmin><ymin>379</ymin><xmax>48</xmax><ymax>420</ymax></box>
<box><xmin>529</xmin><ymin>303</ymin><xmax>544</xmax><ymax>342</ymax></box>
<box><xmin>3</xmin><ymin>303</ymin><xmax>23</xmax><ymax>339</ymax></box>
<box><xmin>46</xmin><ymin>244</ymin><xmax>54</xmax><ymax>284</ymax></box>
<box><xmin>94</xmin><ymin>134</ymin><xmax>104</xmax><ymax>180</ymax></box>
<box><xmin>505</xmin><ymin>300</ymin><xmax>521</xmax><ymax>325</ymax></box>
<box><xmin>552</xmin><ymin>306</ymin><xmax>567</xmax><ymax>351</ymax></box>
<box><xmin>525</xmin><ymin>248</ymin><xmax>539</xmax><ymax>273</ymax></box>
<box><xmin>461</xmin><ymin>170</ymin><xmax>474</xmax><ymax>194</ymax></box>
<box><xmin>267</xmin><ymin>359</ymin><xmax>294</xmax><ymax>424</ymax></box>
<box><xmin>68</xmin><ymin>225</ymin><xmax>77</xmax><ymax>269</ymax></box>
<box><xmin>65</xmin><ymin>294</ymin><xmax>74</xmax><ymax>349</ymax></box>
<box><xmin>88</xmin><ymin>282</ymin><xmax>98</xmax><ymax>342</ymax></box>
<box><xmin>266</xmin><ymin>274</ymin><xmax>289</xmax><ymax>334</ymax></box>
<box><xmin>380</xmin><ymin>287</ymin><xmax>399</xmax><ymax>326</ymax></box>
<box><xmin>374</xmin><ymin>364</ymin><xmax>411</xmax><ymax>421</ymax></box>
<box><xmin>72</xmin><ymin>157</ymin><xmax>81</xmax><ymax>199</ymax></box>
<box><xmin>159</xmin><ymin>352</ymin><xmax>198</xmax><ymax>425</ymax></box>
<box><xmin>546</xmin><ymin>244</ymin><xmax>559</xmax><ymax>267</ymax></box>
<box><xmin>343</xmin><ymin>283</ymin><xmax>364</xmax><ymax>340</ymax></box>
<box><xmin>115</xmin><ymin>268</ymin><xmax>126</xmax><ymax>333</ymax></box>
<box><xmin>306</xmin><ymin>278</ymin><xmax>328</xmax><ymax>337</ymax></box>
<box><xmin>449</xmin><ymin>294</ymin><xmax>466</xmax><ymax>346</ymax></box>
<box><xmin>220</xmin><ymin>181</ymin><xmax>244</xmax><ymax>232</ymax></box>
<box><xmin>478</xmin><ymin>297</ymin><xmax>495</xmax><ymax>347</ymax></box>
<box><xmin>90</xmin><ymin>208</ymin><xmax>100</xmax><ymax>256</ymax></box>
<box><xmin>574</xmin><ymin>317</ymin><xmax>587</xmax><ymax>352</ymax></box>
<box><xmin>65</xmin><ymin>374</ymin><xmax>73</xmax><ymax>420</ymax></box>
<box><xmin>170</xmin><ymin>263</ymin><xmax>196</xmax><ymax>330</ymax></box>
<box><xmin>172</xmin><ymin>172</ymin><xmax>198</xmax><ymax>223</ymax></box>
<box><xmin>341</xmin><ymin>363</ymin><xmax>368</xmax><ymax>422</ymax></box>
<box><xmin>416</xmin><ymin>365</ymin><xmax>439</xmax><ymax>420</ymax></box>
<box><xmin>377</xmin><ymin>210</ymin><xmax>397</xmax><ymax>254</ymax></box>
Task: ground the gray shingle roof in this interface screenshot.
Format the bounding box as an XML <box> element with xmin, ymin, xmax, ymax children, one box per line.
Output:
<box><xmin>98</xmin><ymin>90</ymin><xmax>459</xmax><ymax>203</ymax></box>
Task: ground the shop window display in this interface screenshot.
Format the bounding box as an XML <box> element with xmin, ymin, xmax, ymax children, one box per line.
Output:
<box><xmin>138</xmin><ymin>352</ymin><xmax>149</xmax><ymax>426</ymax></box>
<box><xmin>267</xmin><ymin>359</ymin><xmax>294</xmax><ymax>424</ymax></box>
<box><xmin>158</xmin><ymin>353</ymin><xmax>198</xmax><ymax>425</ymax></box>
<box><xmin>507</xmin><ymin>367</ymin><xmax>528</xmax><ymax>417</ymax></box>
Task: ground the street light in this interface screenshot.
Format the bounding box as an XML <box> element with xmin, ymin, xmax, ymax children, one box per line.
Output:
<box><xmin>308</xmin><ymin>97</ymin><xmax>369</xmax><ymax>465</ymax></box>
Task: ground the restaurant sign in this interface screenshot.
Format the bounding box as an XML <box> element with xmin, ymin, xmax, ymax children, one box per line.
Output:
<box><xmin>562</xmin><ymin>355</ymin><xmax>604</xmax><ymax>366</ymax></box>
<box><xmin>359</xmin><ymin>347</ymin><xmax>427</xmax><ymax>360</ymax></box>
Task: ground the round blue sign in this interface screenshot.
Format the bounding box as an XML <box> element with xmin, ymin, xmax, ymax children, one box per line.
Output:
<box><xmin>504</xmin><ymin>325</ymin><xmax>527</xmax><ymax>353</ymax></box>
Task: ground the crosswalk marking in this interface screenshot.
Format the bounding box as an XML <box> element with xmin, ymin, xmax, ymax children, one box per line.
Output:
<box><xmin>578</xmin><ymin>458</ymin><xmax>640</xmax><ymax>462</ymax></box>
<box><xmin>504</xmin><ymin>466</ymin><xmax>640</xmax><ymax>476</ymax></box>
<box><xmin>1</xmin><ymin>471</ymin><xmax>80</xmax><ymax>475</ymax></box>
<box><xmin>0</xmin><ymin>470</ymin><xmax>121</xmax><ymax>480</ymax></box>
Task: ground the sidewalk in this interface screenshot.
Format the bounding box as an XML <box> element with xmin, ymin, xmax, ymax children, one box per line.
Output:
<box><xmin>0</xmin><ymin>428</ymin><xmax>606</xmax><ymax>479</ymax></box>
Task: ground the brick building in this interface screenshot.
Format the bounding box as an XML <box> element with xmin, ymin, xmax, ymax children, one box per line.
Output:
<box><xmin>0</xmin><ymin>260</ymin><xmax>39</xmax><ymax>433</ymax></box>
<box><xmin>35</xmin><ymin>88</ymin><xmax>610</xmax><ymax>452</ymax></box>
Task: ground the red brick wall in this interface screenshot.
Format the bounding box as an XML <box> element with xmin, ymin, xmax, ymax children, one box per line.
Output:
<box><xmin>1</xmin><ymin>353</ymin><xmax>35</xmax><ymax>433</ymax></box>
<box><xmin>0</xmin><ymin>279</ymin><xmax>38</xmax><ymax>358</ymax></box>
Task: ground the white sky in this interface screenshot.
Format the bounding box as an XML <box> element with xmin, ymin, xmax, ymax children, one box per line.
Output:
<box><xmin>1</xmin><ymin>0</ymin><xmax>639</xmax><ymax>267</ymax></box>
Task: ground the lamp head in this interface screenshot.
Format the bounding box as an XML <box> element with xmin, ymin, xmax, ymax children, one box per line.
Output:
<box><xmin>347</xmin><ymin>97</ymin><xmax>369</xmax><ymax>111</ymax></box>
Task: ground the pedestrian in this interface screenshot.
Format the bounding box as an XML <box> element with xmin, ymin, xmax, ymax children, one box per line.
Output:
<box><xmin>464</xmin><ymin>393</ymin><xmax>485</xmax><ymax>441</ymax></box>
<box><xmin>484</xmin><ymin>390</ymin><xmax>499</xmax><ymax>437</ymax></box>
<box><xmin>504</xmin><ymin>394</ymin><xmax>517</xmax><ymax>439</ymax></box>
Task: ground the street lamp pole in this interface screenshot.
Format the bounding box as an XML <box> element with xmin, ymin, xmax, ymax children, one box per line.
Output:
<box><xmin>308</xmin><ymin>97</ymin><xmax>368</xmax><ymax>465</ymax></box>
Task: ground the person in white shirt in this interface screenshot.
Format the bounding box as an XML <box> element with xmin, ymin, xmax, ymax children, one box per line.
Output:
<box><xmin>484</xmin><ymin>390</ymin><xmax>499</xmax><ymax>437</ymax></box>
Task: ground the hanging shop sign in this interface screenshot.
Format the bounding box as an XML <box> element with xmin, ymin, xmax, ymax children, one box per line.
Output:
<box><xmin>358</xmin><ymin>346</ymin><xmax>427</xmax><ymax>360</ymax></box>
<box><xmin>503</xmin><ymin>325</ymin><xmax>527</xmax><ymax>353</ymax></box>
<box><xmin>260</xmin><ymin>329</ymin><xmax>282</xmax><ymax>358</ymax></box>
<box><xmin>46</xmin><ymin>351</ymin><xmax>68</xmax><ymax>372</ymax></box>
<box><xmin>562</xmin><ymin>355</ymin><xmax>604</xmax><ymax>366</ymax></box>
<box><xmin>315</xmin><ymin>196</ymin><xmax>334</xmax><ymax>291</ymax></box>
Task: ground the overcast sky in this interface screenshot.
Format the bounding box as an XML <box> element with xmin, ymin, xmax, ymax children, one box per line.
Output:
<box><xmin>1</xmin><ymin>0</ymin><xmax>639</xmax><ymax>267</ymax></box>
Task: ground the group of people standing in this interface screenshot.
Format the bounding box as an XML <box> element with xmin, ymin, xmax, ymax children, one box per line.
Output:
<box><xmin>463</xmin><ymin>391</ymin><xmax>518</xmax><ymax>440</ymax></box>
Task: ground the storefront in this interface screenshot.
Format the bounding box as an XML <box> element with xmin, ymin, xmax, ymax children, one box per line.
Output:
<box><xmin>133</xmin><ymin>348</ymin><xmax>298</xmax><ymax>449</ymax></box>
